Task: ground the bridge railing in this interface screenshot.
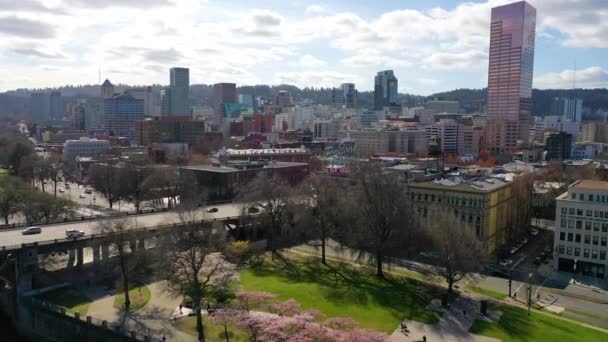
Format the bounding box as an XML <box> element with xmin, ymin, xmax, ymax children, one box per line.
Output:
<box><xmin>0</xmin><ymin>215</ymin><xmax>245</xmax><ymax>253</ymax></box>
<box><xmin>0</xmin><ymin>199</ymin><xmax>234</xmax><ymax>231</ymax></box>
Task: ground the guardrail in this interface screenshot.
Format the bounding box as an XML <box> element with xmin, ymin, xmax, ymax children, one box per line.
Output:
<box><xmin>0</xmin><ymin>215</ymin><xmax>246</xmax><ymax>253</ymax></box>
<box><xmin>0</xmin><ymin>199</ymin><xmax>234</xmax><ymax>231</ymax></box>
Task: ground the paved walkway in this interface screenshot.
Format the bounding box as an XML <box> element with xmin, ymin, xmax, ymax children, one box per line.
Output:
<box><xmin>388</xmin><ymin>296</ymin><xmax>501</xmax><ymax>342</ymax></box>
<box><xmin>84</xmin><ymin>281</ymin><xmax>194</xmax><ymax>342</ymax></box>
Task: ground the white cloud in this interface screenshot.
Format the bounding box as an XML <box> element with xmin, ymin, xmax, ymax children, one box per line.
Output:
<box><xmin>424</xmin><ymin>50</ymin><xmax>488</xmax><ymax>70</ymax></box>
<box><xmin>535</xmin><ymin>66</ymin><xmax>608</xmax><ymax>89</ymax></box>
<box><xmin>297</xmin><ymin>54</ymin><xmax>326</xmax><ymax>67</ymax></box>
<box><xmin>305</xmin><ymin>4</ymin><xmax>326</xmax><ymax>15</ymax></box>
<box><xmin>0</xmin><ymin>0</ymin><xmax>605</xmax><ymax>93</ymax></box>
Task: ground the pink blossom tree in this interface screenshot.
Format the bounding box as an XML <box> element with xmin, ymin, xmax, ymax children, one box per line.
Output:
<box><xmin>270</xmin><ymin>298</ymin><xmax>301</xmax><ymax>316</ymax></box>
<box><xmin>209</xmin><ymin>307</ymin><xmax>245</xmax><ymax>342</ymax></box>
<box><xmin>324</xmin><ymin>317</ymin><xmax>356</xmax><ymax>331</ymax></box>
<box><xmin>234</xmin><ymin>290</ymin><xmax>275</xmax><ymax>312</ymax></box>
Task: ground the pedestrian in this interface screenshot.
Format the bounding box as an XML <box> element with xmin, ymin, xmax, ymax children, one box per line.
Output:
<box><xmin>423</xmin><ymin>336</ymin><xmax>427</xmax><ymax>342</ymax></box>
<box><xmin>179</xmin><ymin>304</ymin><xmax>182</xmax><ymax>314</ymax></box>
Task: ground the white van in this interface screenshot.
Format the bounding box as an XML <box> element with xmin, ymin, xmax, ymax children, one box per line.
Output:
<box><xmin>65</xmin><ymin>229</ymin><xmax>85</xmax><ymax>239</ymax></box>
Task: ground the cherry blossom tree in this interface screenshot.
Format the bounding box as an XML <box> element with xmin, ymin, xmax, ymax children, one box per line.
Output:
<box><xmin>269</xmin><ymin>298</ymin><xmax>301</xmax><ymax>316</ymax></box>
<box><xmin>210</xmin><ymin>307</ymin><xmax>245</xmax><ymax>342</ymax></box>
<box><xmin>234</xmin><ymin>291</ymin><xmax>275</xmax><ymax>312</ymax></box>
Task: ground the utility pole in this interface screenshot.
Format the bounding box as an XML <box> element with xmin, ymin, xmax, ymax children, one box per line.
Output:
<box><xmin>508</xmin><ymin>272</ymin><xmax>512</xmax><ymax>297</ymax></box>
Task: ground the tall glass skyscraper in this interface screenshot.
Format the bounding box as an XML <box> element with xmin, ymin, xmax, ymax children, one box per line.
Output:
<box><xmin>486</xmin><ymin>1</ymin><xmax>536</xmax><ymax>153</ymax></box>
<box><xmin>161</xmin><ymin>67</ymin><xmax>190</xmax><ymax>116</ymax></box>
<box><xmin>374</xmin><ymin>70</ymin><xmax>398</xmax><ymax>110</ymax></box>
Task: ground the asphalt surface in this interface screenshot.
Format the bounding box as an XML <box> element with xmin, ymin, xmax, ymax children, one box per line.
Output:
<box><xmin>0</xmin><ymin>202</ymin><xmax>247</xmax><ymax>248</ymax></box>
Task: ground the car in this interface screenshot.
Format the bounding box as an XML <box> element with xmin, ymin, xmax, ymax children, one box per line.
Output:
<box><xmin>65</xmin><ymin>229</ymin><xmax>85</xmax><ymax>239</ymax></box>
<box><xmin>509</xmin><ymin>246</ymin><xmax>518</xmax><ymax>255</ymax></box>
<box><xmin>534</xmin><ymin>257</ymin><xmax>542</xmax><ymax>265</ymax></box>
<box><xmin>247</xmin><ymin>206</ymin><xmax>260</xmax><ymax>214</ymax></box>
<box><xmin>205</xmin><ymin>207</ymin><xmax>218</xmax><ymax>213</ymax></box>
<box><xmin>531</xmin><ymin>228</ymin><xmax>539</xmax><ymax>236</ymax></box>
<box><xmin>499</xmin><ymin>259</ymin><xmax>513</xmax><ymax>267</ymax></box>
<box><xmin>84</xmin><ymin>188</ymin><xmax>93</xmax><ymax>194</ymax></box>
<box><xmin>543</xmin><ymin>246</ymin><xmax>552</xmax><ymax>254</ymax></box>
<box><xmin>22</xmin><ymin>226</ymin><xmax>41</xmax><ymax>235</ymax></box>
<box><xmin>59</xmin><ymin>188</ymin><xmax>65</xmax><ymax>193</ymax></box>
<box><xmin>521</xmin><ymin>237</ymin><xmax>529</xmax><ymax>244</ymax></box>
<box><xmin>79</xmin><ymin>193</ymin><xmax>86</xmax><ymax>199</ymax></box>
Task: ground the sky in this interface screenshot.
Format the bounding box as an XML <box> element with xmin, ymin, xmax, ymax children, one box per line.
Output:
<box><xmin>0</xmin><ymin>0</ymin><xmax>606</xmax><ymax>95</ymax></box>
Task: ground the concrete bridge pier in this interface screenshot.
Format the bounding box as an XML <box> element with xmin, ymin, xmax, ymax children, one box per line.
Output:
<box><xmin>101</xmin><ymin>244</ymin><xmax>110</xmax><ymax>261</ymax></box>
<box><xmin>129</xmin><ymin>240</ymin><xmax>137</xmax><ymax>253</ymax></box>
<box><xmin>67</xmin><ymin>249</ymin><xmax>76</xmax><ymax>269</ymax></box>
<box><xmin>76</xmin><ymin>247</ymin><xmax>83</xmax><ymax>268</ymax></box>
<box><xmin>91</xmin><ymin>244</ymin><xmax>100</xmax><ymax>264</ymax></box>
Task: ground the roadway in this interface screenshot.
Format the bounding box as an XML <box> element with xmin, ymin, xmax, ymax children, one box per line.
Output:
<box><xmin>0</xmin><ymin>202</ymin><xmax>247</xmax><ymax>248</ymax></box>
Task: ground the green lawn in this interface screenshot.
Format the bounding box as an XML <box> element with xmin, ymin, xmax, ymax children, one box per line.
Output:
<box><xmin>38</xmin><ymin>288</ymin><xmax>91</xmax><ymax>316</ymax></box>
<box><xmin>239</xmin><ymin>257</ymin><xmax>441</xmax><ymax>333</ymax></box>
<box><xmin>174</xmin><ymin>316</ymin><xmax>249</xmax><ymax>342</ymax></box>
<box><xmin>465</xmin><ymin>285</ymin><xmax>507</xmax><ymax>300</ymax></box>
<box><xmin>114</xmin><ymin>285</ymin><xmax>151</xmax><ymax>310</ymax></box>
<box><xmin>470</xmin><ymin>304</ymin><xmax>607</xmax><ymax>342</ymax></box>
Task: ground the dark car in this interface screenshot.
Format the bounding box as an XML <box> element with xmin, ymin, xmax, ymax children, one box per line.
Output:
<box><xmin>205</xmin><ymin>207</ymin><xmax>218</xmax><ymax>213</ymax></box>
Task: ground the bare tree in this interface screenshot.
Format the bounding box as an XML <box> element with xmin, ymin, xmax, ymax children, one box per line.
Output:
<box><xmin>160</xmin><ymin>215</ymin><xmax>237</xmax><ymax>342</ymax></box>
<box><xmin>120</xmin><ymin>162</ymin><xmax>151</xmax><ymax>212</ymax></box>
<box><xmin>48</xmin><ymin>155</ymin><xmax>63</xmax><ymax>198</ymax></box>
<box><xmin>236</xmin><ymin>174</ymin><xmax>295</xmax><ymax>255</ymax></box>
<box><xmin>95</xmin><ymin>218</ymin><xmax>140</xmax><ymax>310</ymax></box>
<box><xmin>0</xmin><ymin>175</ymin><xmax>26</xmax><ymax>224</ymax></box>
<box><xmin>89</xmin><ymin>161</ymin><xmax>122</xmax><ymax>209</ymax></box>
<box><xmin>34</xmin><ymin>157</ymin><xmax>51</xmax><ymax>192</ymax></box>
<box><xmin>298</xmin><ymin>174</ymin><xmax>346</xmax><ymax>265</ymax></box>
<box><xmin>425</xmin><ymin>206</ymin><xmax>486</xmax><ymax>296</ymax></box>
<box><xmin>349</xmin><ymin>164</ymin><xmax>415</xmax><ymax>278</ymax></box>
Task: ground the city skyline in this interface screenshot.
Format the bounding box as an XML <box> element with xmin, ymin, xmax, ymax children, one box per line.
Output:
<box><xmin>0</xmin><ymin>0</ymin><xmax>606</xmax><ymax>94</ymax></box>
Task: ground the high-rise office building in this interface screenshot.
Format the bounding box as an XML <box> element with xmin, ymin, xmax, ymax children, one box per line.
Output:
<box><xmin>552</xmin><ymin>97</ymin><xmax>583</xmax><ymax>123</ymax></box>
<box><xmin>332</xmin><ymin>83</ymin><xmax>357</xmax><ymax>108</ymax></box>
<box><xmin>374</xmin><ymin>70</ymin><xmax>398</xmax><ymax>110</ymax></box>
<box><xmin>49</xmin><ymin>91</ymin><xmax>62</xmax><ymax>119</ymax></box>
<box><xmin>101</xmin><ymin>79</ymin><xmax>115</xmax><ymax>98</ymax></box>
<box><xmin>486</xmin><ymin>1</ymin><xmax>536</xmax><ymax>153</ymax></box>
<box><xmin>104</xmin><ymin>93</ymin><xmax>144</xmax><ymax>141</ymax></box>
<box><xmin>125</xmin><ymin>86</ymin><xmax>153</xmax><ymax>116</ymax></box>
<box><xmin>274</xmin><ymin>90</ymin><xmax>294</xmax><ymax>109</ymax></box>
<box><xmin>213</xmin><ymin>83</ymin><xmax>237</xmax><ymax>126</ymax></box>
<box><xmin>31</xmin><ymin>92</ymin><xmax>62</xmax><ymax>122</ymax></box>
<box><xmin>161</xmin><ymin>67</ymin><xmax>190</xmax><ymax>116</ymax></box>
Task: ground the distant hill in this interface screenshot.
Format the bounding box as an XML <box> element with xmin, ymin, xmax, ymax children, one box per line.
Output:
<box><xmin>429</xmin><ymin>88</ymin><xmax>608</xmax><ymax>116</ymax></box>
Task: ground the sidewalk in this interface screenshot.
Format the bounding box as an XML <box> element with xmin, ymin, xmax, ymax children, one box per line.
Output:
<box><xmin>84</xmin><ymin>281</ymin><xmax>194</xmax><ymax>342</ymax></box>
<box><xmin>388</xmin><ymin>296</ymin><xmax>500</xmax><ymax>342</ymax></box>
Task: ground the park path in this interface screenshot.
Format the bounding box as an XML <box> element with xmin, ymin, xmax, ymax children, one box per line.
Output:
<box><xmin>388</xmin><ymin>295</ymin><xmax>501</xmax><ymax>342</ymax></box>
<box><xmin>85</xmin><ymin>281</ymin><xmax>194</xmax><ymax>342</ymax></box>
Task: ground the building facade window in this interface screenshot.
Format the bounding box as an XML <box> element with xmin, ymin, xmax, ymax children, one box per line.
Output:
<box><xmin>560</xmin><ymin>232</ymin><xmax>565</xmax><ymax>241</ymax></box>
<box><xmin>574</xmin><ymin>247</ymin><xmax>580</xmax><ymax>257</ymax></box>
<box><xmin>602</xmin><ymin>237</ymin><xmax>607</xmax><ymax>247</ymax></box>
<box><xmin>585</xmin><ymin>222</ymin><xmax>591</xmax><ymax>230</ymax></box>
<box><xmin>567</xmin><ymin>233</ymin><xmax>573</xmax><ymax>242</ymax></box>
<box><xmin>592</xmin><ymin>250</ymin><xmax>598</xmax><ymax>259</ymax></box>
<box><xmin>593</xmin><ymin>236</ymin><xmax>599</xmax><ymax>245</ymax></box>
<box><xmin>585</xmin><ymin>235</ymin><xmax>591</xmax><ymax>244</ymax></box>
<box><xmin>584</xmin><ymin>249</ymin><xmax>589</xmax><ymax>258</ymax></box>
<box><xmin>575</xmin><ymin>234</ymin><xmax>581</xmax><ymax>243</ymax></box>
<box><xmin>566</xmin><ymin>246</ymin><xmax>572</xmax><ymax>255</ymax></box>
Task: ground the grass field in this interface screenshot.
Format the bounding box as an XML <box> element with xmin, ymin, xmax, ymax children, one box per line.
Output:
<box><xmin>239</xmin><ymin>257</ymin><xmax>442</xmax><ymax>333</ymax></box>
<box><xmin>38</xmin><ymin>288</ymin><xmax>91</xmax><ymax>315</ymax></box>
<box><xmin>465</xmin><ymin>285</ymin><xmax>507</xmax><ymax>300</ymax></box>
<box><xmin>174</xmin><ymin>316</ymin><xmax>249</xmax><ymax>342</ymax></box>
<box><xmin>470</xmin><ymin>304</ymin><xmax>608</xmax><ymax>342</ymax></box>
<box><xmin>114</xmin><ymin>285</ymin><xmax>151</xmax><ymax>311</ymax></box>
